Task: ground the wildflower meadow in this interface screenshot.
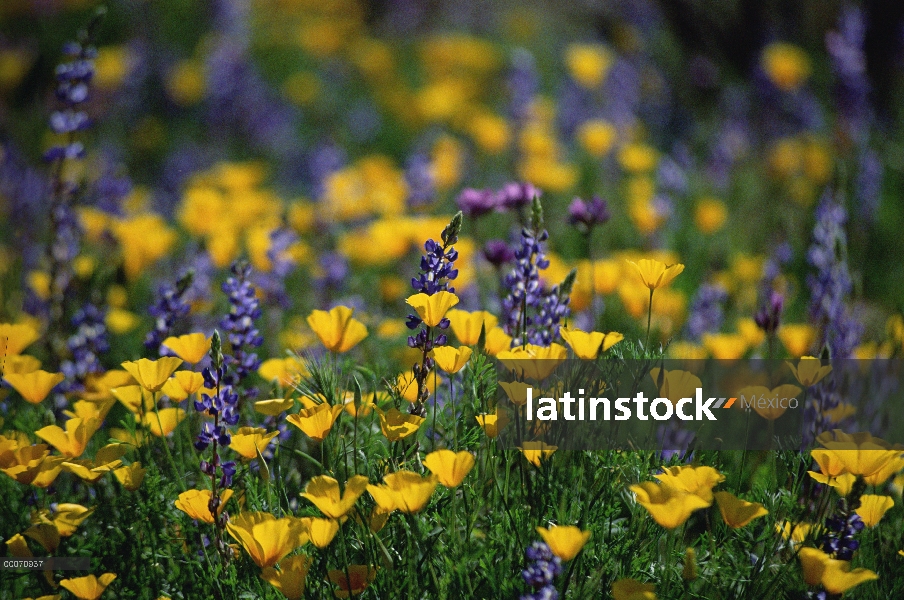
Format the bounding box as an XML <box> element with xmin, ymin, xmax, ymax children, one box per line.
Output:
<box><xmin>2</xmin><ymin>1</ymin><xmax>904</xmax><ymax>598</ymax></box>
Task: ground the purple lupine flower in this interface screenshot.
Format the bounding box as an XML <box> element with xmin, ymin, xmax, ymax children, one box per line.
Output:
<box><xmin>483</xmin><ymin>239</ymin><xmax>515</xmax><ymax>267</ymax></box>
<box><xmin>754</xmin><ymin>290</ymin><xmax>784</xmax><ymax>335</ymax></box>
<box><xmin>820</xmin><ymin>497</ymin><xmax>865</xmax><ymax>561</ymax></box>
<box><xmin>827</xmin><ymin>5</ymin><xmax>871</xmax><ymax>146</ymax></box>
<box><xmin>253</xmin><ymin>228</ymin><xmax>298</xmax><ymax>309</ymax></box>
<box><xmin>60</xmin><ymin>303</ymin><xmax>109</xmax><ymax>391</ymax></box>
<box><xmin>807</xmin><ymin>190</ymin><xmax>862</xmax><ymax>359</ymax></box>
<box><xmin>567</xmin><ymin>196</ymin><xmax>610</xmax><ymax>233</ymax></box>
<box><xmin>520</xmin><ymin>541</ymin><xmax>561</xmax><ymax>600</ymax></box>
<box><xmin>856</xmin><ymin>148</ymin><xmax>882</xmax><ymax>223</ymax></box>
<box><xmin>145</xmin><ymin>271</ymin><xmax>194</xmax><ymax>352</ymax></box>
<box><xmin>507</xmin><ymin>48</ymin><xmax>539</xmax><ymax>129</ymax></box>
<box><xmin>684</xmin><ymin>284</ymin><xmax>728</xmax><ymax>342</ymax></box>
<box><xmin>410</xmin><ymin>239</ymin><xmax>459</xmax><ymax>297</ymax></box>
<box><xmin>194</xmin><ymin>332</ymin><xmax>238</xmax><ymax>489</ymax></box>
<box><xmin>220</xmin><ymin>262</ymin><xmax>263</xmax><ymax>399</ymax></box>
<box><xmin>405</xmin><ymin>151</ymin><xmax>435</xmax><ymax>209</ymax></box>
<box><xmin>457</xmin><ymin>188</ymin><xmax>498</xmax><ymax>218</ymax></box>
<box><xmin>498</xmin><ymin>182</ymin><xmax>541</xmax><ymax>211</ymax></box>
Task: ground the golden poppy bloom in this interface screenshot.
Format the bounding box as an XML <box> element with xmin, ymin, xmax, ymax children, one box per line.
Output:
<box><xmin>227</xmin><ymin>512</ymin><xmax>311</xmax><ymax>568</ymax></box>
<box><xmin>395</xmin><ymin>371</ymin><xmax>442</xmax><ymax>403</ymax></box>
<box><xmin>307</xmin><ymin>517</ymin><xmax>340</xmax><ymax>548</ymax></box>
<box><xmin>855</xmin><ymin>495</ymin><xmax>894</xmax><ymax>528</ymax></box>
<box><xmin>25</xmin><ymin>522</ymin><xmax>59</xmax><ymax>553</ymax></box>
<box><xmin>519</xmin><ymin>441</ymin><xmax>557</xmax><ymax>467</ymax></box>
<box><xmin>445</xmin><ymin>309</ymin><xmax>498</xmax><ymax>346</ymax></box>
<box><xmin>497</xmin><ymin>344</ymin><xmax>567</xmax><ymax>381</ymax></box>
<box><xmin>430</xmin><ymin>346</ymin><xmax>472</xmax><ymax>373</ymax></box>
<box><xmin>3</xmin><ymin>370</ymin><xmax>65</xmax><ymax>404</ymax></box>
<box><xmin>654</xmin><ymin>465</ymin><xmax>725</xmax><ymax>503</ymax></box>
<box><xmin>258</xmin><ymin>357</ymin><xmax>307</xmax><ymax>387</ymax></box>
<box><xmin>5</xmin><ymin>533</ymin><xmax>32</xmax><ymax>557</ymax></box>
<box><xmin>499</xmin><ymin>381</ymin><xmax>532</xmax><ymax>406</ymax></box>
<box><xmin>406</xmin><ymin>291</ymin><xmax>460</xmax><ymax>327</ymax></box>
<box><xmin>64</xmin><ymin>399</ymin><xmax>116</xmax><ymax>424</ymax></box>
<box><xmin>35</xmin><ymin>417</ymin><xmax>101</xmax><ymax>458</ymax></box>
<box><xmin>777</xmin><ymin>324</ymin><xmax>815</xmax><ymax>357</ymax></box>
<box><xmin>141</xmin><ymin>408</ymin><xmax>187</xmax><ymax>437</ymax></box>
<box><xmin>0</xmin><ymin>443</ymin><xmax>62</xmax><ymax>487</ymax></box>
<box><xmin>287</xmin><ymin>404</ymin><xmax>344</xmax><ymax>442</ymax></box>
<box><xmin>300</xmin><ymin>474</ymin><xmax>369</xmax><ymax>519</ymax></box>
<box><xmin>713</xmin><ymin>491</ymin><xmax>768</xmax><ymax>528</ymax></box>
<box><xmin>565</xmin><ymin>43</ymin><xmax>613</xmax><ymax>89</ymax></box>
<box><xmin>701</xmin><ymin>333</ymin><xmax>748</xmax><ymax>362</ymax></box>
<box><xmin>476</xmin><ymin>409</ymin><xmax>509</xmax><ymax>439</ymax></box>
<box><xmin>367</xmin><ymin>471</ymin><xmax>438</xmax><ymax>514</ymax></box>
<box><xmin>577</xmin><ymin>119</ymin><xmax>617</xmax><ymax>157</ymax></box>
<box><xmin>612</xmin><ymin>578</ymin><xmax>656</xmax><ymax>600</ymax></box>
<box><xmin>815</xmin><ymin>430</ymin><xmax>904</xmax><ymax>484</ymax></box>
<box><xmin>2</xmin><ymin>354</ymin><xmax>42</xmax><ymax>375</ymax></box>
<box><xmin>536</xmin><ymin>525</ymin><xmax>591</xmax><ymax>561</ymax></box>
<box><xmin>798</xmin><ymin>547</ymin><xmax>877</xmax><ymax>594</ymax></box>
<box><xmin>375</xmin><ymin>407</ymin><xmax>424</xmax><ymax>441</ymax></box>
<box><xmin>111</xmin><ymin>385</ymin><xmax>155</xmax><ymax>414</ymax></box>
<box><xmin>121</xmin><ymin>357</ymin><xmax>184</xmax><ymax>392</ymax></box>
<box><xmin>423</xmin><ymin>450</ymin><xmax>475</xmax><ymax>487</ymax></box>
<box><xmin>261</xmin><ymin>555</ymin><xmax>312</xmax><ymax>600</ymax></box>
<box><xmin>761</xmin><ymin>42</ymin><xmax>811</xmax><ymax>92</ymax></box>
<box><xmin>230</xmin><ymin>427</ymin><xmax>279</xmax><ymax>460</ymax></box>
<box><xmin>81</xmin><ymin>370</ymin><xmax>135</xmax><ymax>402</ymax></box>
<box><xmin>161</xmin><ymin>371</ymin><xmax>205</xmax><ymax>401</ymax></box>
<box><xmin>694</xmin><ymin>198</ymin><xmax>727</xmax><ymax>234</ymax></box>
<box><xmin>174</xmin><ymin>488</ymin><xmax>233</xmax><ymax>524</ymax></box>
<box><xmin>787</xmin><ymin>356</ymin><xmax>832</xmax><ymax>387</ymax></box>
<box><xmin>113</xmin><ymin>462</ymin><xmax>146</xmax><ymax>492</ymax></box>
<box><xmin>62</xmin><ymin>443</ymin><xmax>128</xmax><ymax>482</ymax></box>
<box><xmin>484</xmin><ymin>327</ymin><xmax>514</xmax><ymax>356</ymax></box>
<box><xmin>59</xmin><ymin>573</ymin><xmax>117</xmax><ymax>600</ymax></box>
<box><xmin>307</xmin><ymin>306</ymin><xmax>368</xmax><ymax>353</ymax></box>
<box><xmin>327</xmin><ymin>565</ymin><xmax>378</xmax><ymax>599</ymax></box>
<box><xmin>559</xmin><ymin>327</ymin><xmax>623</xmax><ymax>360</ymax></box>
<box><xmin>161</xmin><ymin>333</ymin><xmax>211</xmax><ymax>364</ymax></box>
<box><xmin>630</xmin><ymin>480</ymin><xmax>710</xmax><ymax>529</ymax></box>
<box><xmin>648</xmin><ymin>368</ymin><xmax>702</xmax><ymax>406</ymax></box>
<box><xmin>0</xmin><ymin>322</ymin><xmax>40</xmax><ymax>356</ymax></box>
<box><xmin>254</xmin><ymin>397</ymin><xmax>296</xmax><ymax>416</ymax></box>
<box><xmin>626</xmin><ymin>259</ymin><xmax>684</xmax><ymax>290</ymax></box>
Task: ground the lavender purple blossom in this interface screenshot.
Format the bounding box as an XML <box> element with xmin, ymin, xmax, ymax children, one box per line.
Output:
<box><xmin>220</xmin><ymin>262</ymin><xmax>263</xmax><ymax>399</ymax></box>
<box><xmin>145</xmin><ymin>271</ymin><xmax>194</xmax><ymax>352</ymax></box>
<box><xmin>520</xmin><ymin>541</ymin><xmax>561</xmax><ymax>600</ymax></box>
<box><xmin>60</xmin><ymin>303</ymin><xmax>109</xmax><ymax>390</ymax></box>
<box><xmin>194</xmin><ymin>331</ymin><xmax>238</xmax><ymax>489</ymax></box>
<box><xmin>683</xmin><ymin>283</ymin><xmax>727</xmax><ymax>342</ymax></box>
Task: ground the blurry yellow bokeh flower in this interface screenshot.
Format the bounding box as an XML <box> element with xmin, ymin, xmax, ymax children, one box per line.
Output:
<box><xmin>694</xmin><ymin>198</ymin><xmax>727</xmax><ymax>234</ymax></box>
<box><xmin>0</xmin><ymin>322</ymin><xmax>40</xmax><ymax>356</ymax></box>
<box><xmin>3</xmin><ymin>370</ymin><xmax>65</xmax><ymax>404</ymax></box>
<box><xmin>566</xmin><ymin>43</ymin><xmax>613</xmax><ymax>89</ymax></box>
<box><xmin>761</xmin><ymin>42</ymin><xmax>811</xmax><ymax>92</ymax></box>
<box><xmin>612</xmin><ymin>578</ymin><xmax>657</xmax><ymax>600</ymax></box>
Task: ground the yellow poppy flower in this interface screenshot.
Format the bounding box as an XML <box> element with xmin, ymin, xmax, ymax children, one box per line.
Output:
<box><xmin>161</xmin><ymin>333</ymin><xmax>211</xmax><ymax>364</ymax></box>
<box><xmin>694</xmin><ymin>197</ymin><xmax>727</xmax><ymax>234</ymax></box>
<box><xmin>286</xmin><ymin>404</ymin><xmax>344</xmax><ymax>442</ymax></box>
<box><xmin>430</xmin><ymin>346</ymin><xmax>472</xmax><ymax>373</ymax></box>
<box><xmin>160</xmin><ymin>371</ymin><xmax>205</xmax><ymax>401</ymax></box>
<box><xmin>476</xmin><ymin>409</ymin><xmax>509</xmax><ymax>439</ymax></box>
<box><xmin>648</xmin><ymin>368</ymin><xmax>702</xmax><ymax>406</ymax></box>
<box><xmin>566</xmin><ymin>43</ymin><xmax>613</xmax><ymax>89</ymax></box>
<box><xmin>612</xmin><ymin>578</ymin><xmax>657</xmax><ymax>600</ymax></box>
<box><xmin>261</xmin><ymin>555</ymin><xmax>312</xmax><ymax>600</ymax></box>
<box><xmin>226</xmin><ymin>512</ymin><xmax>311</xmax><ymax>568</ymax></box>
<box><xmin>175</xmin><ymin>488</ymin><xmax>233</xmax><ymax>524</ymax></box>
<box><xmin>307</xmin><ymin>517</ymin><xmax>340</xmax><ymax>549</ymax></box>
<box><xmin>761</xmin><ymin>42</ymin><xmax>811</xmax><ymax>92</ymax></box>
<box><xmin>327</xmin><ymin>565</ymin><xmax>377</xmax><ymax>599</ymax></box>
<box><xmin>807</xmin><ymin>461</ymin><xmax>856</xmax><ymax>497</ymax></box>
<box><xmin>445</xmin><ymin>309</ymin><xmax>498</xmax><ymax>346</ymax></box>
<box><xmin>713</xmin><ymin>491</ymin><xmax>768</xmax><ymax>528</ymax></box>
<box><xmin>0</xmin><ymin>443</ymin><xmax>60</xmax><ymax>486</ymax></box>
<box><xmin>630</xmin><ymin>480</ymin><xmax>711</xmax><ymax>529</ymax></box>
<box><xmin>406</xmin><ymin>291</ymin><xmax>460</xmax><ymax>327</ymax></box>
<box><xmin>121</xmin><ymin>357</ymin><xmax>183</xmax><ymax>392</ymax></box>
<box><xmin>307</xmin><ymin>306</ymin><xmax>368</xmax><ymax>353</ymax></box>
<box><xmin>113</xmin><ymin>462</ymin><xmax>146</xmax><ymax>491</ymax></box>
<box><xmin>776</xmin><ymin>521</ymin><xmax>820</xmax><ymax>545</ymax></box>
<box><xmin>395</xmin><ymin>371</ymin><xmax>442</xmax><ymax>403</ymax></box>
<box><xmin>230</xmin><ymin>427</ymin><xmax>279</xmax><ymax>460</ymax></box>
<box><xmin>48</xmin><ymin>503</ymin><xmax>95</xmax><ymax>536</ymax></box>
<box><xmin>497</xmin><ymin>344</ymin><xmax>567</xmax><ymax>381</ymax></box>
<box><xmin>141</xmin><ymin>408</ymin><xmax>187</xmax><ymax>437</ymax></box>
<box><xmin>484</xmin><ymin>327</ymin><xmax>513</xmax><ymax>356</ymax></box>
<box><xmin>64</xmin><ymin>399</ymin><xmax>116</xmax><ymax>423</ymax></box>
<box><xmin>300</xmin><ymin>475</ymin><xmax>369</xmax><ymax>519</ymax></box>
<box><xmin>626</xmin><ymin>259</ymin><xmax>684</xmax><ymax>290</ymax></box>
<box><xmin>25</xmin><ymin>522</ymin><xmax>60</xmax><ymax>552</ymax></box>
<box><xmin>367</xmin><ymin>471</ymin><xmax>438</xmax><ymax>514</ymax></box>
<box><xmin>777</xmin><ymin>324</ymin><xmax>815</xmax><ymax>357</ymax></box>
<box><xmin>701</xmin><ymin>333</ymin><xmax>749</xmax><ymax>361</ymax></box>
<box><xmin>258</xmin><ymin>357</ymin><xmax>307</xmax><ymax>386</ymax></box>
<box><xmin>2</xmin><ymin>354</ymin><xmax>42</xmax><ymax>375</ymax></box>
<box><xmin>111</xmin><ymin>385</ymin><xmax>156</xmax><ymax>414</ymax></box>
<box><xmin>499</xmin><ymin>381</ymin><xmax>532</xmax><ymax>406</ymax></box>
<box><xmin>559</xmin><ymin>326</ymin><xmax>623</xmax><ymax>359</ymax></box>
<box><xmin>62</xmin><ymin>443</ymin><xmax>128</xmax><ymax>482</ymax></box>
<box><xmin>35</xmin><ymin>417</ymin><xmax>100</xmax><ymax>458</ymax></box>
<box><xmin>787</xmin><ymin>356</ymin><xmax>832</xmax><ymax>387</ymax></box>
<box><xmin>798</xmin><ymin>547</ymin><xmax>877</xmax><ymax>594</ymax></box>
<box><xmin>375</xmin><ymin>407</ymin><xmax>424</xmax><ymax>441</ymax></box>
<box><xmin>519</xmin><ymin>441</ymin><xmax>557</xmax><ymax>467</ymax></box>
<box><xmin>254</xmin><ymin>397</ymin><xmax>296</xmax><ymax>416</ymax></box>
<box><xmin>536</xmin><ymin>525</ymin><xmax>591</xmax><ymax>561</ymax></box>
<box><xmin>423</xmin><ymin>450</ymin><xmax>475</xmax><ymax>488</ymax></box>
<box><xmin>3</xmin><ymin>370</ymin><xmax>65</xmax><ymax>404</ymax></box>
<box><xmin>5</xmin><ymin>533</ymin><xmax>32</xmax><ymax>557</ymax></box>
<box><xmin>0</xmin><ymin>322</ymin><xmax>40</xmax><ymax>356</ymax></box>
<box><xmin>81</xmin><ymin>370</ymin><xmax>135</xmax><ymax>402</ymax></box>
<box><xmin>654</xmin><ymin>465</ymin><xmax>725</xmax><ymax>503</ymax></box>
<box><xmin>855</xmin><ymin>495</ymin><xmax>894</xmax><ymax>527</ymax></box>
<box><xmin>816</xmin><ymin>430</ymin><xmax>903</xmax><ymax>483</ymax></box>
<box><xmin>59</xmin><ymin>573</ymin><xmax>117</xmax><ymax>600</ymax></box>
